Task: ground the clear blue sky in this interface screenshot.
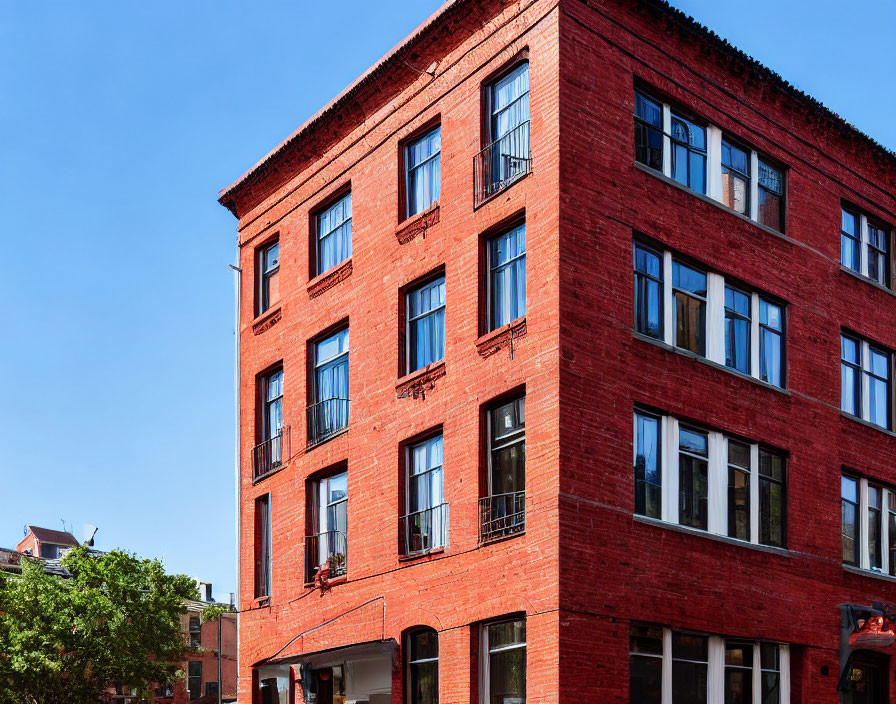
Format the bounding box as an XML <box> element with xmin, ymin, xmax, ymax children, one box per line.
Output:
<box><xmin>1</xmin><ymin>1</ymin><xmax>893</xmax><ymax>601</ymax></box>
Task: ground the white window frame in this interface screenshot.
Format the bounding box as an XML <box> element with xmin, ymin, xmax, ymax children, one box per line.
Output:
<box><xmin>632</xmin><ymin>629</ymin><xmax>790</xmax><ymax>704</ymax></box>
<box><xmin>636</xmin><ymin>91</ymin><xmax>781</xmax><ymax>230</ymax></box>
<box><xmin>640</xmin><ymin>412</ymin><xmax>784</xmax><ymax>548</ymax></box>
<box><xmin>842</xmin><ymin>207</ymin><xmax>891</xmax><ymax>285</ymax></box>
<box><xmin>841</xmin><ymin>333</ymin><xmax>892</xmax><ymax>429</ymax></box>
<box><xmin>847</xmin><ymin>476</ymin><xmax>895</xmax><ymax>574</ymax></box>
<box><xmin>654</xmin><ymin>249</ymin><xmax>783</xmax><ymax>386</ymax></box>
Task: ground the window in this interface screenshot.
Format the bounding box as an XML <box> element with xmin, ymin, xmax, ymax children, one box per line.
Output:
<box><xmin>307</xmin><ymin>471</ymin><xmax>348</xmax><ymax>581</ymax></box>
<box><xmin>842</xmin><ymin>475</ymin><xmax>859</xmax><ymax>565</ymax></box>
<box><xmin>257</xmin><ymin>240</ymin><xmax>280</xmax><ymax>315</ymax></box>
<box><xmin>678</xmin><ymin>427</ymin><xmax>708</xmax><ymax>531</ymax></box>
<box><xmin>629</xmin><ymin>624</ymin><xmax>789</xmax><ymax>704</ymax></box>
<box><xmin>402</xmin><ymin>434</ymin><xmax>447</xmax><ymax>555</ymax></box>
<box><xmin>189</xmin><ymin>615</ymin><xmax>201</xmax><ymax>649</ymax></box>
<box><xmin>309</xmin><ymin>328</ymin><xmax>349</xmax><ymax>445</ymax></box>
<box><xmin>254</xmin><ymin>367</ymin><xmax>284</xmax><ymax>478</ymax></box>
<box><xmin>672</xmin><ymin>262</ymin><xmax>707</xmax><ymax>355</ymax></box>
<box><xmin>205</xmin><ymin>682</ymin><xmax>219</xmax><ymax>697</ymax></box>
<box><xmin>406</xmin><ymin>276</ymin><xmax>445</xmax><ymax>374</ymax></box>
<box><xmin>841</xmin><ymin>332</ymin><xmax>891</xmax><ymax>430</ymax></box>
<box><xmin>488</xmin><ymin>222</ymin><xmax>526</xmax><ymax>330</ymax></box>
<box><xmin>405</xmin><ymin>127</ymin><xmax>441</xmax><ymax>218</ymax></box>
<box><xmin>481</xmin><ymin>396</ymin><xmax>526</xmax><ymax>543</ymax></box>
<box><xmin>633</xmin><ymin>410</ymin><xmax>661</xmax><ymax>519</ymax></box>
<box><xmin>757</xmin><ymin>160</ymin><xmax>784</xmax><ymax>231</ymax></box>
<box><xmin>633</xmin><ymin>243</ymin><xmax>663</xmax><ymax>339</ymax></box>
<box><xmin>633</xmin><ymin>242</ymin><xmax>786</xmax><ymax>387</ymax></box>
<box><xmin>841</xmin><ymin>205</ymin><xmax>892</xmax><ymax>287</ymax></box>
<box><xmin>629</xmin><ymin>624</ymin><xmax>662</xmax><ymax>704</ymax></box>
<box><xmin>188</xmin><ymin>662</ymin><xmax>201</xmax><ymax>702</ymax></box>
<box><xmin>724</xmin><ymin>286</ymin><xmax>750</xmax><ymax>375</ymax></box>
<box><xmin>842</xmin><ymin>473</ymin><xmax>896</xmax><ymax>575</ymax></box>
<box><xmin>634</xmin><ymin>88</ymin><xmax>786</xmax><ymax>232</ymax></box>
<box><xmin>670</xmin><ymin>112</ymin><xmax>707</xmax><ymax>193</ymax></box>
<box><xmin>254</xmin><ymin>495</ymin><xmax>271</xmax><ymax>598</ymax></box>
<box><xmin>315</xmin><ymin>192</ymin><xmax>352</xmax><ymax>275</ymax></box>
<box><xmin>481</xmin><ymin>619</ymin><xmax>526</xmax><ymax>704</ymax></box>
<box><xmin>633</xmin><ymin>410</ymin><xmax>786</xmax><ymax>548</ymax></box>
<box><xmin>721</xmin><ymin>139</ymin><xmax>749</xmax><ymax>215</ymax></box>
<box><xmin>406</xmin><ymin>628</ymin><xmax>438</xmax><ymax>704</ymax></box>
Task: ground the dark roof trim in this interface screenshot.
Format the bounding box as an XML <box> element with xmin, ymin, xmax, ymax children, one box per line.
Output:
<box><xmin>254</xmin><ymin>638</ymin><xmax>396</xmax><ymax>668</ymax></box>
<box><xmin>637</xmin><ymin>0</ymin><xmax>895</xmax><ymax>165</ymax></box>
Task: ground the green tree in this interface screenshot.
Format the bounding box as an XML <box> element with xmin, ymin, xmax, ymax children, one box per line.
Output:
<box><xmin>0</xmin><ymin>546</ymin><xmax>198</xmax><ymax>704</ymax></box>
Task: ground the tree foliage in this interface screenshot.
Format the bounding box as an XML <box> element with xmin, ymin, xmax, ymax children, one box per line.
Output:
<box><xmin>0</xmin><ymin>546</ymin><xmax>198</xmax><ymax>704</ymax></box>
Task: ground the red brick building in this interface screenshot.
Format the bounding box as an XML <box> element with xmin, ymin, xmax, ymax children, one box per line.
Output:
<box><xmin>219</xmin><ymin>1</ymin><xmax>896</xmax><ymax>702</ymax></box>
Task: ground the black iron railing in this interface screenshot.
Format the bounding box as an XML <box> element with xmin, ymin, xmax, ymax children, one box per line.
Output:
<box><xmin>304</xmin><ymin>530</ymin><xmax>348</xmax><ymax>584</ymax></box>
<box><xmin>474</xmin><ymin>120</ymin><xmax>531</xmax><ymax>206</ymax></box>
<box><xmin>252</xmin><ymin>427</ymin><xmax>289</xmax><ymax>481</ymax></box>
<box><xmin>307</xmin><ymin>398</ymin><xmax>350</xmax><ymax>447</ymax></box>
<box><xmin>479</xmin><ymin>491</ymin><xmax>525</xmax><ymax>544</ymax></box>
<box><xmin>399</xmin><ymin>503</ymin><xmax>450</xmax><ymax>556</ymax></box>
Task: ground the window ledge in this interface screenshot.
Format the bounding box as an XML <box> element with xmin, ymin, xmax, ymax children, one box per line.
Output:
<box><xmin>398</xmin><ymin>547</ymin><xmax>446</xmax><ymax>563</ymax></box>
<box><xmin>633</xmin><ymin>515</ymin><xmax>791</xmax><ymax>557</ymax></box>
<box><xmin>473</xmin><ymin>170</ymin><xmax>532</xmax><ymax>211</ymax></box>
<box><xmin>633</xmin><ymin>162</ymin><xmax>787</xmax><ymax>242</ymax></box>
<box><xmin>476</xmin><ymin>318</ymin><xmax>527</xmax><ymax>358</ymax></box>
<box><xmin>395</xmin><ymin>204</ymin><xmax>440</xmax><ymax>245</ymax></box>
<box><xmin>839</xmin><ymin>265</ymin><xmax>896</xmax><ymax>299</ymax></box>
<box><xmin>631</xmin><ymin>331</ymin><xmax>790</xmax><ymax>395</ymax></box>
<box><xmin>251</xmin><ymin>305</ymin><xmax>282</xmax><ymax>336</ymax></box>
<box><xmin>253</xmin><ymin>596</ymin><xmax>271</xmax><ymax>607</ymax></box>
<box><xmin>843</xmin><ymin>564</ymin><xmax>896</xmax><ymax>584</ymax></box>
<box><xmin>251</xmin><ymin>463</ymin><xmax>287</xmax><ymax>485</ymax></box>
<box><xmin>396</xmin><ymin>361</ymin><xmax>446</xmax><ymax>399</ymax></box>
<box><xmin>840</xmin><ymin>411</ymin><xmax>896</xmax><ymax>438</ymax></box>
<box><xmin>308</xmin><ymin>258</ymin><xmax>353</xmax><ymax>299</ymax></box>
<box><xmin>304</xmin><ymin>574</ymin><xmax>347</xmax><ymax>589</ymax></box>
<box><xmin>306</xmin><ymin>425</ymin><xmax>349</xmax><ymax>451</ymax></box>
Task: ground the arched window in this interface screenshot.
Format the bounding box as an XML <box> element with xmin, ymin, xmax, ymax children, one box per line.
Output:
<box><xmin>406</xmin><ymin>627</ymin><xmax>438</xmax><ymax>704</ymax></box>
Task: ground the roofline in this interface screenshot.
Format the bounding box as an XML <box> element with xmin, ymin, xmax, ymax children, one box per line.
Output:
<box><xmin>219</xmin><ymin>0</ymin><xmax>895</xmax><ymax>217</ymax></box>
<box><xmin>217</xmin><ymin>0</ymin><xmax>471</xmax><ymax>214</ymax></box>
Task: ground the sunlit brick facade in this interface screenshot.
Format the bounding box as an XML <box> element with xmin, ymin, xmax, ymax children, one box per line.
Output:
<box><xmin>220</xmin><ymin>1</ymin><xmax>896</xmax><ymax>702</ymax></box>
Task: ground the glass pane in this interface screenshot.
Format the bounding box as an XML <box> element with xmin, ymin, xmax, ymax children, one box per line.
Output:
<box><xmin>410</xmin><ymin>629</ymin><xmax>439</xmax><ymax>661</ymax></box>
<box><xmin>758</xmin><ymin>161</ymin><xmax>782</xmax><ymax>194</ymax></box>
<box><xmin>760</xmin><ymin>329</ymin><xmax>782</xmax><ymax>386</ymax></box>
<box><xmin>680</xmin><ymin>454</ymin><xmax>708</xmax><ymax>530</ymax></box>
<box><xmin>675</xmin><ymin>293</ymin><xmax>706</xmax><ymax>355</ymax></box>
<box><xmin>491</xmin><ymin>444</ymin><xmax>525</xmax><ymax>495</ymax></box>
<box><xmin>759</xmin><ymin>300</ymin><xmax>782</xmax><ymax>331</ymax></box>
<box><xmin>316</xmin><ymin>329</ymin><xmax>349</xmax><ymax>365</ymax></box>
<box><xmin>841</xmin><ymin>233</ymin><xmax>860</xmax><ymax>271</ymax></box>
<box><xmin>869</xmin><ymin>376</ymin><xmax>889</xmax><ymax>428</ymax></box>
<box><xmin>841</xmin><ymin>364</ymin><xmax>858</xmax><ymax>415</ymax></box>
<box><xmin>635</xmin><ymin>92</ymin><xmax>662</xmax><ymax>127</ymax></box>
<box><xmin>630</xmin><ymin>655</ymin><xmax>662</xmax><ymax>704</ymax></box>
<box><xmin>489</xmin><ymin>647</ymin><xmax>525</xmax><ymax>704</ymax></box>
<box><xmin>759</xmin><ymin>450</ymin><xmax>784</xmax><ymax>481</ymax></box>
<box><xmin>635</xmin><ymin>275</ymin><xmax>662</xmax><ymax>338</ymax></box>
<box><xmin>842</xmin><ymin>499</ymin><xmax>858</xmax><ymax>563</ymax></box>
<box><xmin>841</xmin><ymin>208</ymin><xmax>858</xmax><ymax>236</ymax></box>
<box><xmin>841</xmin><ymin>335</ymin><xmax>858</xmax><ymax>363</ymax></box>
<box><xmin>672</xmin><ymin>633</ymin><xmax>708</xmax><ymax>704</ymax></box>
<box><xmin>729</xmin><ymin>467</ymin><xmax>750</xmax><ymax>541</ymax></box>
<box><xmin>489</xmin><ymin>619</ymin><xmax>526</xmax><ymax>650</ymax></box>
<box><xmin>871</xmin><ymin>348</ymin><xmax>890</xmax><ymax>379</ymax></box>
<box><xmin>635</xmin><ymin>412</ymin><xmax>661</xmax><ymax>518</ymax></box>
<box><xmin>760</xmin><ymin>672</ymin><xmax>780</xmax><ymax>704</ymax></box>
<box><xmin>758</xmin><ymin>188</ymin><xmax>782</xmax><ymax>231</ymax></box>
<box><xmin>759</xmin><ymin>479</ymin><xmax>784</xmax><ymax>547</ymax></box>
<box><xmin>680</xmin><ymin>428</ymin><xmax>708</xmax><ymax>456</ymax></box>
<box><xmin>410</xmin><ymin>660</ymin><xmax>438</xmax><ymax>704</ymax></box>
<box><xmin>630</xmin><ymin>624</ymin><xmax>663</xmax><ymax>654</ymax></box>
<box><xmin>725</xmin><ymin>310</ymin><xmax>750</xmax><ymax>374</ymax></box>
<box><xmin>634</xmin><ymin>245</ymin><xmax>662</xmax><ymax>278</ymax></box>
<box><xmin>841</xmin><ymin>476</ymin><xmax>858</xmax><ymax>503</ymax></box>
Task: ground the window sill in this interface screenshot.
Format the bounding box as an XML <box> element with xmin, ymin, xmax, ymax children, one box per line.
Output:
<box><xmin>631</xmin><ymin>331</ymin><xmax>790</xmax><ymax>395</ymax></box>
<box><xmin>398</xmin><ymin>547</ymin><xmax>445</xmax><ymax>563</ymax></box>
<box><xmin>476</xmin><ymin>318</ymin><xmax>527</xmax><ymax>358</ymax></box>
<box><xmin>396</xmin><ymin>361</ymin><xmax>446</xmax><ymax>399</ymax></box>
<box><xmin>253</xmin><ymin>596</ymin><xmax>271</xmax><ymax>607</ymax></box>
<box><xmin>840</xmin><ymin>411</ymin><xmax>896</xmax><ymax>438</ymax></box>
<box><xmin>478</xmin><ymin>529</ymin><xmax>526</xmax><ymax>548</ymax></box>
<box><xmin>843</xmin><ymin>564</ymin><xmax>896</xmax><ymax>584</ymax></box>
<box><xmin>306</xmin><ymin>425</ymin><xmax>349</xmax><ymax>451</ymax></box>
<box><xmin>251</xmin><ymin>305</ymin><xmax>282</xmax><ymax>336</ymax></box>
<box><xmin>307</xmin><ymin>258</ymin><xmax>353</xmax><ymax>299</ymax></box>
<box><xmin>251</xmin><ymin>463</ymin><xmax>287</xmax><ymax>485</ymax></box>
<box><xmin>633</xmin><ymin>162</ymin><xmax>786</xmax><ymax>242</ymax></box>
<box><xmin>633</xmin><ymin>515</ymin><xmax>790</xmax><ymax>557</ymax></box>
<box><xmin>839</xmin><ymin>265</ymin><xmax>896</xmax><ymax>299</ymax></box>
<box><xmin>304</xmin><ymin>574</ymin><xmax>347</xmax><ymax>589</ymax></box>
<box><xmin>473</xmin><ymin>170</ymin><xmax>531</xmax><ymax>211</ymax></box>
<box><xmin>395</xmin><ymin>204</ymin><xmax>440</xmax><ymax>245</ymax></box>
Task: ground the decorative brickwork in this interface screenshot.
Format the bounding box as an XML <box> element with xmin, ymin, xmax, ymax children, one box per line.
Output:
<box><xmin>476</xmin><ymin>318</ymin><xmax>527</xmax><ymax>358</ymax></box>
<box><xmin>307</xmin><ymin>258</ymin><xmax>353</xmax><ymax>299</ymax></box>
<box><xmin>252</xmin><ymin>307</ymin><xmax>282</xmax><ymax>336</ymax></box>
<box><xmin>395</xmin><ymin>205</ymin><xmax>441</xmax><ymax>245</ymax></box>
<box><xmin>395</xmin><ymin>361</ymin><xmax>447</xmax><ymax>400</ymax></box>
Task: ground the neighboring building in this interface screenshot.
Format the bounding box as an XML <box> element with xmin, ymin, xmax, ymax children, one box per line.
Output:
<box><xmin>17</xmin><ymin>524</ymin><xmax>79</xmax><ymax>558</ymax></box>
<box><xmin>218</xmin><ymin>0</ymin><xmax>896</xmax><ymax>702</ymax></box>
<box><xmin>4</xmin><ymin>527</ymin><xmax>237</xmax><ymax>703</ymax></box>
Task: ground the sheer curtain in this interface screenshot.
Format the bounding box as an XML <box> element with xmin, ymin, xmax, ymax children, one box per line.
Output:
<box><xmin>317</xmin><ymin>194</ymin><xmax>352</xmax><ymax>273</ymax></box>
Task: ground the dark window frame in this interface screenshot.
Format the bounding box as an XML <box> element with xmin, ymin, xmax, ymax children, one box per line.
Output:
<box><xmin>405</xmin><ymin>627</ymin><xmax>439</xmax><ymax>704</ymax></box>
<box><xmin>256</xmin><ymin>237</ymin><xmax>280</xmax><ymax>317</ymax></box>
<box><xmin>309</xmin><ymin>185</ymin><xmax>352</xmax><ymax>278</ymax></box>
<box><xmin>401</xmin><ymin>120</ymin><xmax>443</xmax><ymax>221</ymax></box>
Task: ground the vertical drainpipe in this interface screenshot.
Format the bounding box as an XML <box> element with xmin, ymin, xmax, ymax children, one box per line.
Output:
<box><xmin>230</xmin><ymin>252</ymin><xmax>242</xmax><ymax>699</ymax></box>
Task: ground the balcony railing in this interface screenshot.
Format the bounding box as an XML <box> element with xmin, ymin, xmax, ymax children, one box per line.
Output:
<box><xmin>473</xmin><ymin>120</ymin><xmax>531</xmax><ymax>206</ymax></box>
<box><xmin>399</xmin><ymin>503</ymin><xmax>450</xmax><ymax>556</ymax></box>
<box><xmin>479</xmin><ymin>491</ymin><xmax>526</xmax><ymax>544</ymax></box>
<box><xmin>305</xmin><ymin>530</ymin><xmax>347</xmax><ymax>584</ymax></box>
<box><xmin>307</xmin><ymin>397</ymin><xmax>350</xmax><ymax>447</ymax></box>
<box><xmin>252</xmin><ymin>427</ymin><xmax>289</xmax><ymax>481</ymax></box>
